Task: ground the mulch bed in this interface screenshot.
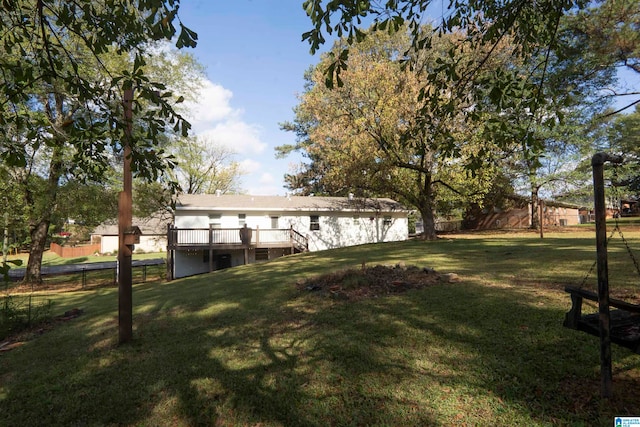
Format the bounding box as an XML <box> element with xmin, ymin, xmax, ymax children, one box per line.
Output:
<box><xmin>297</xmin><ymin>263</ymin><xmax>457</xmax><ymax>301</ymax></box>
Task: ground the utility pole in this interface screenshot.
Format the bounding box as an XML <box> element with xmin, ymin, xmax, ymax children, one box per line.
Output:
<box><xmin>118</xmin><ymin>88</ymin><xmax>134</xmax><ymax>344</ymax></box>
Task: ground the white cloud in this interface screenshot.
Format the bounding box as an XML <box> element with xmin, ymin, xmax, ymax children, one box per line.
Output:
<box><xmin>181</xmin><ymin>77</ymin><xmax>283</xmax><ymax>194</ymax></box>
<box><xmin>239</xmin><ymin>159</ymin><xmax>261</xmax><ymax>174</ymax></box>
<box><xmin>203</xmin><ymin>120</ymin><xmax>267</xmax><ymax>155</ymax></box>
<box><xmin>235</xmin><ymin>161</ymin><xmax>286</xmax><ymax>195</ymax></box>
<box><xmin>249</xmin><ymin>172</ymin><xmax>287</xmax><ymax>195</ymax></box>
<box><xmin>185</xmin><ymin>79</ymin><xmax>235</xmax><ymax>127</ymax></box>
<box><xmin>246</xmin><ymin>182</ymin><xmax>284</xmax><ymax>196</ymax></box>
<box><xmin>259</xmin><ymin>172</ymin><xmax>276</xmax><ymax>185</ymax></box>
<box><xmin>183</xmin><ymin>78</ymin><xmax>267</xmax><ymax>155</ymax></box>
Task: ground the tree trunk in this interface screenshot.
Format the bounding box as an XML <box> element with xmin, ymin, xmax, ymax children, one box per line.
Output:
<box><xmin>22</xmin><ymin>151</ymin><xmax>63</xmax><ymax>284</ymax></box>
<box><xmin>3</xmin><ymin>212</ymin><xmax>8</xmax><ymax>265</ymax></box>
<box><xmin>417</xmin><ymin>181</ymin><xmax>438</xmax><ymax>240</ymax></box>
<box><xmin>414</xmin><ymin>168</ymin><xmax>438</xmax><ymax>240</ymax></box>
<box><xmin>419</xmin><ymin>205</ymin><xmax>438</xmax><ymax>240</ymax></box>
<box><xmin>530</xmin><ymin>187</ymin><xmax>540</xmax><ymax>229</ymax></box>
<box><xmin>24</xmin><ymin>220</ymin><xmax>49</xmax><ymax>284</ymax></box>
<box><xmin>22</xmin><ymin>93</ymin><xmax>68</xmax><ymax>285</ymax></box>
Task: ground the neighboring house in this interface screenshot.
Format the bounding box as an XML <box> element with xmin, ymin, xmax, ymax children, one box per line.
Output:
<box><xmin>167</xmin><ymin>194</ymin><xmax>409</xmax><ymax>279</ymax></box>
<box><xmin>580</xmin><ymin>197</ymin><xmax>631</xmax><ymax>223</ymax></box>
<box><xmin>620</xmin><ymin>198</ymin><xmax>640</xmax><ymax>217</ymax></box>
<box><xmin>91</xmin><ymin>214</ymin><xmax>170</xmax><ymax>254</ymax></box>
<box><xmin>464</xmin><ymin>197</ymin><xmax>581</xmax><ymax>230</ymax></box>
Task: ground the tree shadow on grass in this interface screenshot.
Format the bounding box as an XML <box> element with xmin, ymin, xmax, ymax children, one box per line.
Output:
<box><xmin>1</xmin><ymin>272</ymin><xmax>438</xmax><ymax>425</ymax></box>
<box><xmin>365</xmin><ymin>283</ymin><xmax>640</xmax><ymax>425</ymax></box>
<box><xmin>1</xmin><ymin>259</ymin><xmax>639</xmax><ymax>426</ymax></box>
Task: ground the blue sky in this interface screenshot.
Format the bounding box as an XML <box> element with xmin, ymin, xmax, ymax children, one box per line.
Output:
<box><xmin>177</xmin><ymin>0</ymin><xmax>322</xmax><ymax>195</ymax></box>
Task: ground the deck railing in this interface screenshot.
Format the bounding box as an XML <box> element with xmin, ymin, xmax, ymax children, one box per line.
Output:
<box><xmin>167</xmin><ymin>225</ymin><xmax>308</xmax><ymax>251</ymax></box>
<box><xmin>290</xmin><ymin>228</ymin><xmax>309</xmax><ymax>252</ymax></box>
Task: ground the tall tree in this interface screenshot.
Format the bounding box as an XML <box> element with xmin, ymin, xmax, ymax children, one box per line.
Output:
<box><xmin>301</xmin><ymin>0</ymin><xmax>637</xmax><ymax>158</ymax></box>
<box><xmin>607</xmin><ymin>105</ymin><xmax>640</xmax><ymax>192</ymax></box>
<box><xmin>301</xmin><ymin>1</ymin><xmax>635</xmax><ymax>232</ymax></box>
<box><xmin>567</xmin><ymin>0</ymin><xmax>640</xmax><ymax>114</ymax></box>
<box><xmin>304</xmin><ymin>1</ymin><xmax>570</xmax><ymax>143</ymax></box>
<box><xmin>56</xmin><ymin>181</ymin><xmax>119</xmax><ymax>231</ymax></box>
<box><xmin>171</xmin><ymin>135</ymin><xmax>244</xmax><ymax>195</ymax></box>
<box><xmin>0</xmin><ymin>164</ymin><xmax>30</xmax><ymax>252</ymax></box>
<box><xmin>280</xmin><ymin>29</ymin><xmax>503</xmax><ymax>239</ymax></box>
<box><xmin>0</xmin><ymin>0</ymin><xmax>197</xmax><ymax>283</ymax></box>
<box><xmin>501</xmin><ymin>22</ymin><xmax>615</xmax><ymax>228</ymax></box>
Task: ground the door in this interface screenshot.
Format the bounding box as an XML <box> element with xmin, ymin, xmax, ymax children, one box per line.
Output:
<box><xmin>216</xmin><ymin>254</ymin><xmax>232</xmax><ymax>270</ymax></box>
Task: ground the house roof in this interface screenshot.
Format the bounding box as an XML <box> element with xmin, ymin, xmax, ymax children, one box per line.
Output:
<box><xmin>505</xmin><ymin>194</ymin><xmax>581</xmax><ymax>210</ymax></box>
<box><xmin>92</xmin><ymin>213</ymin><xmax>171</xmax><ymax>236</ymax></box>
<box><xmin>175</xmin><ymin>194</ymin><xmax>407</xmax><ymax>213</ymax></box>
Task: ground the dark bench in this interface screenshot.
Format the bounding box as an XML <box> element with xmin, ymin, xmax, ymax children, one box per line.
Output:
<box><xmin>564</xmin><ymin>286</ymin><xmax>640</xmax><ymax>354</ymax></box>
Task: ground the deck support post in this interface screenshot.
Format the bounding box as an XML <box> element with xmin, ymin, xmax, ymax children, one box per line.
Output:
<box><xmin>166</xmin><ymin>224</ymin><xmax>174</xmax><ymax>281</ymax></box>
<box><xmin>209</xmin><ymin>225</ymin><xmax>214</xmax><ymax>273</ymax></box>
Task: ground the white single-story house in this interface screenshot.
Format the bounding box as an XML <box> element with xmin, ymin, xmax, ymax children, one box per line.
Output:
<box><xmin>167</xmin><ymin>194</ymin><xmax>409</xmax><ymax>279</ymax></box>
<box><xmin>91</xmin><ymin>214</ymin><xmax>170</xmax><ymax>254</ymax></box>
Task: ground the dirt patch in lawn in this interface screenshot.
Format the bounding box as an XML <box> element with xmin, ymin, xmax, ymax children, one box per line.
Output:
<box><xmin>297</xmin><ymin>263</ymin><xmax>457</xmax><ymax>301</ymax></box>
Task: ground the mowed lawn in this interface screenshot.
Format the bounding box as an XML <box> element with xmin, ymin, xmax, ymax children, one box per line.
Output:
<box><xmin>2</xmin><ymin>228</ymin><xmax>640</xmax><ymax>426</ymax></box>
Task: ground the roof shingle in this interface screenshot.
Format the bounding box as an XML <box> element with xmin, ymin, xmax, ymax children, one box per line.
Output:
<box><xmin>175</xmin><ymin>194</ymin><xmax>406</xmax><ymax>212</ymax></box>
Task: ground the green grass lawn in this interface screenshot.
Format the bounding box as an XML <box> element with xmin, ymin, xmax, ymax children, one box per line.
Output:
<box><xmin>1</xmin><ymin>230</ymin><xmax>639</xmax><ymax>426</ymax></box>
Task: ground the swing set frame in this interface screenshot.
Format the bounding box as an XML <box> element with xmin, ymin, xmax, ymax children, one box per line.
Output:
<box><xmin>563</xmin><ymin>152</ymin><xmax>640</xmax><ymax>398</ymax></box>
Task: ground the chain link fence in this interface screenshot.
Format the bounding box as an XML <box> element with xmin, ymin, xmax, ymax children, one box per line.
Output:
<box><xmin>1</xmin><ymin>259</ymin><xmax>165</xmax><ymax>341</ymax></box>
<box><xmin>1</xmin><ymin>291</ymin><xmax>53</xmax><ymax>341</ymax></box>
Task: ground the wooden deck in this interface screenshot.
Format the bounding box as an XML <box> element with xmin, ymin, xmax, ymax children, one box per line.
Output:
<box><xmin>167</xmin><ymin>225</ymin><xmax>308</xmax><ymax>252</ymax></box>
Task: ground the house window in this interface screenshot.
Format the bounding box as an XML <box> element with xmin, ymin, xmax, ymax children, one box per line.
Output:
<box><xmin>255</xmin><ymin>248</ymin><xmax>269</xmax><ymax>261</ymax></box>
<box><xmin>271</xmin><ymin>216</ymin><xmax>279</xmax><ymax>229</ymax></box>
<box><xmin>238</xmin><ymin>213</ymin><xmax>246</xmax><ymax>227</ymax></box>
<box><xmin>310</xmin><ymin>215</ymin><xmax>320</xmax><ymax>231</ymax></box>
<box><xmin>383</xmin><ymin>216</ymin><xmax>392</xmax><ymax>226</ymax></box>
<box><xmin>208</xmin><ymin>214</ymin><xmax>221</xmax><ymax>229</ymax></box>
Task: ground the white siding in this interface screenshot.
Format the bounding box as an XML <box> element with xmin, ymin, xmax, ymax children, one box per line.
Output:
<box><xmin>100</xmin><ymin>235</ymin><xmax>118</xmax><ymax>254</ymax></box>
<box><xmin>175</xmin><ymin>210</ymin><xmax>283</xmax><ymax>230</ymax></box>
<box><xmin>100</xmin><ymin>235</ymin><xmax>166</xmax><ymax>254</ymax></box>
<box><xmin>171</xmin><ymin>204</ymin><xmax>408</xmax><ymax>278</ymax></box>
<box><xmin>284</xmin><ymin>212</ymin><xmax>408</xmax><ymax>251</ymax></box>
<box><xmin>173</xmin><ymin>249</ymin><xmax>247</xmax><ymax>278</ymax></box>
<box><xmin>174</xmin><ymin>214</ymin><xmax>209</xmax><ymax>229</ymax></box>
<box><xmin>138</xmin><ymin>235</ymin><xmax>167</xmax><ymax>253</ymax></box>
<box><xmin>174</xmin><ymin>250</ymin><xmax>208</xmax><ymax>278</ymax></box>
<box><xmin>174</xmin><ymin>209</ymin><xmax>408</xmax><ymax>252</ymax></box>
